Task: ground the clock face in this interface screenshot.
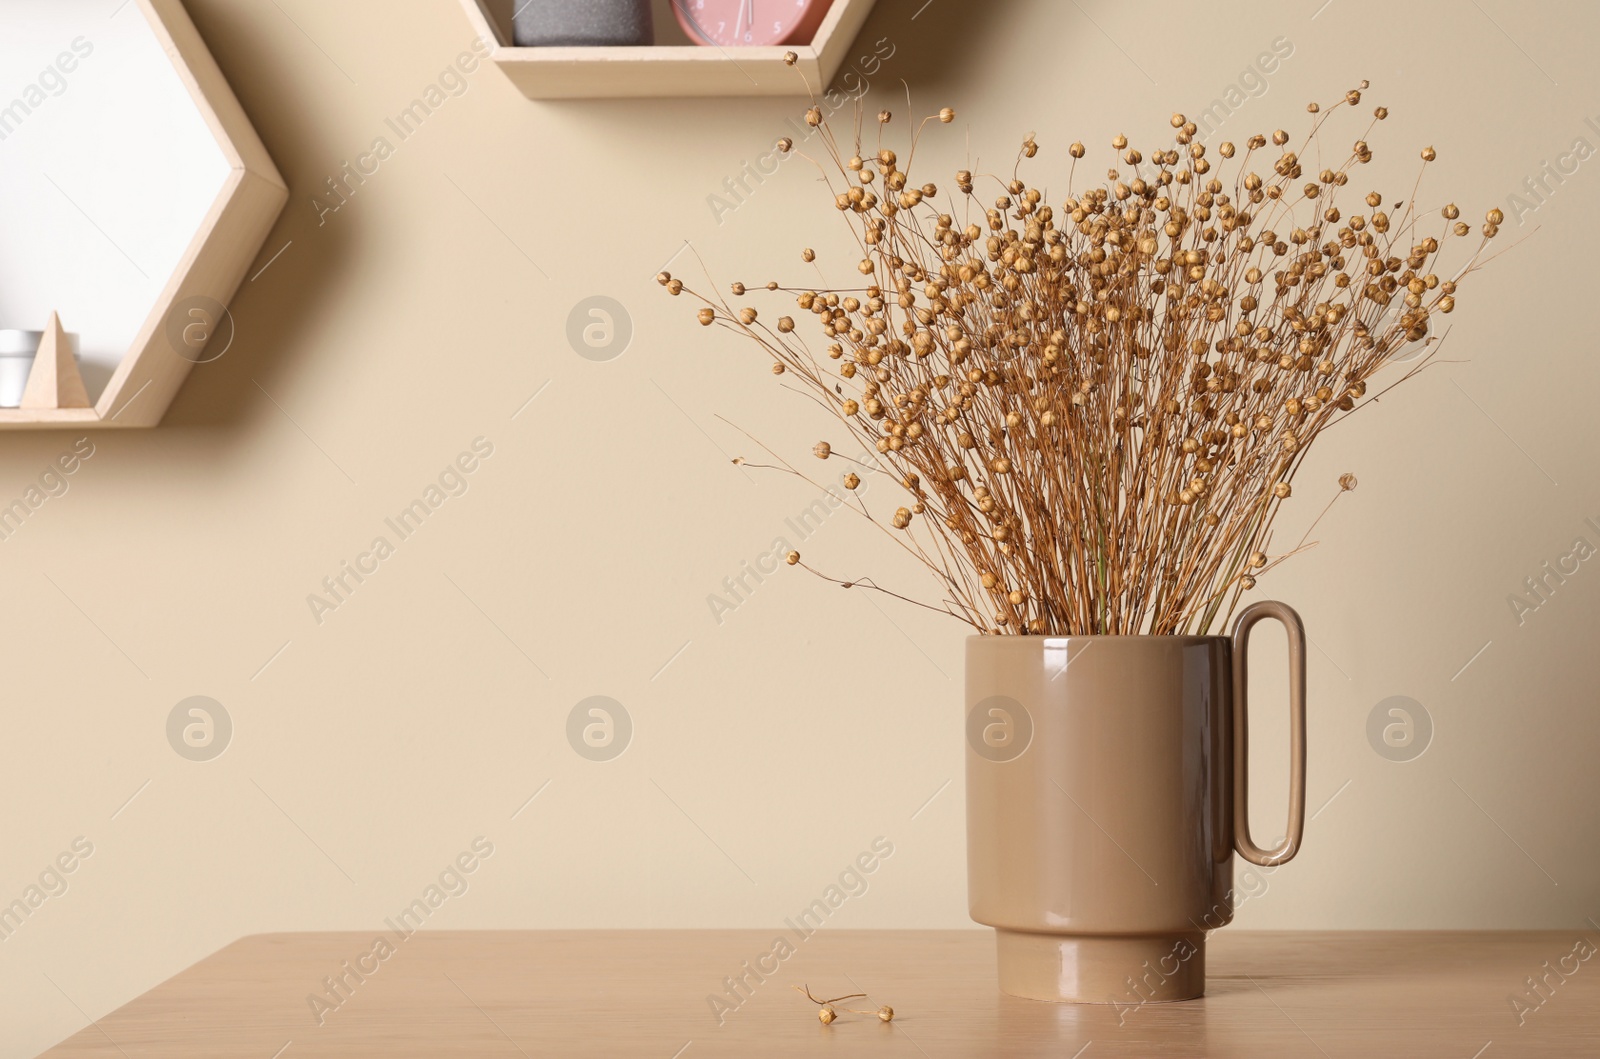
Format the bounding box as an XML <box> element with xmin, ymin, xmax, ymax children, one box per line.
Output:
<box><xmin>672</xmin><ymin>0</ymin><xmax>833</xmax><ymax>47</ymax></box>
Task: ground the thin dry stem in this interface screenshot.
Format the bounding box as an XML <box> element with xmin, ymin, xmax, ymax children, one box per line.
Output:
<box><xmin>663</xmin><ymin>87</ymin><xmax>1497</xmax><ymax>635</ymax></box>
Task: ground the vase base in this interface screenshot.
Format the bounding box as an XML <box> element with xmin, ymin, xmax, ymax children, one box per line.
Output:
<box><xmin>994</xmin><ymin>929</ymin><xmax>1206</xmax><ymax>1004</ymax></box>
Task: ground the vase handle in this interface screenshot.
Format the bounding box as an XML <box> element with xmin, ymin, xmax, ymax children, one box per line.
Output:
<box><xmin>1230</xmin><ymin>600</ymin><xmax>1307</xmax><ymax>866</ymax></box>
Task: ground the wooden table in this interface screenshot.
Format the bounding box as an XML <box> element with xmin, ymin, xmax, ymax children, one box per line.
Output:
<box><xmin>38</xmin><ymin>931</ymin><xmax>1600</xmax><ymax>1056</ymax></box>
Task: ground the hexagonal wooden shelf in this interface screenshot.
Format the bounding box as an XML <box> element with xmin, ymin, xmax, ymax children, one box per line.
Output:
<box><xmin>0</xmin><ymin>0</ymin><xmax>287</xmax><ymax>429</ymax></box>
<box><xmin>458</xmin><ymin>0</ymin><xmax>880</xmax><ymax>100</ymax></box>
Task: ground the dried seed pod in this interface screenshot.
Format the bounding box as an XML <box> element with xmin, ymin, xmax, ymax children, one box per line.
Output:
<box><xmin>660</xmin><ymin>85</ymin><xmax>1488</xmax><ymax>638</ymax></box>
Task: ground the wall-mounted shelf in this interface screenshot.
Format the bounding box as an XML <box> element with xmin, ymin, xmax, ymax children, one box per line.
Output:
<box><xmin>458</xmin><ymin>0</ymin><xmax>879</xmax><ymax>100</ymax></box>
<box><xmin>0</xmin><ymin>0</ymin><xmax>287</xmax><ymax>430</ymax></box>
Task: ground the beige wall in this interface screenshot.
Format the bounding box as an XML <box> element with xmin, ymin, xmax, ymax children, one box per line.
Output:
<box><xmin>6</xmin><ymin>0</ymin><xmax>1599</xmax><ymax>1052</ymax></box>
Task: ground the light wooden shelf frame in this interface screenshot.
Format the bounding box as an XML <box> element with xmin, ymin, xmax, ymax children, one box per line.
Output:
<box><xmin>0</xmin><ymin>0</ymin><xmax>287</xmax><ymax>430</ymax></box>
<box><xmin>458</xmin><ymin>0</ymin><xmax>880</xmax><ymax>100</ymax></box>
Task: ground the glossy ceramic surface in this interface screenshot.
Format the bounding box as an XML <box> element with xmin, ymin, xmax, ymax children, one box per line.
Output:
<box><xmin>965</xmin><ymin>602</ymin><xmax>1307</xmax><ymax>1003</ymax></box>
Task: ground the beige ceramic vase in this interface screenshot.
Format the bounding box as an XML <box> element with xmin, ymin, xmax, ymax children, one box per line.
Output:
<box><xmin>965</xmin><ymin>600</ymin><xmax>1307</xmax><ymax>1004</ymax></box>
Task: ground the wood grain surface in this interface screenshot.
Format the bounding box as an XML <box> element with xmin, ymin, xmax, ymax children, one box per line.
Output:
<box><xmin>37</xmin><ymin>930</ymin><xmax>1600</xmax><ymax>1057</ymax></box>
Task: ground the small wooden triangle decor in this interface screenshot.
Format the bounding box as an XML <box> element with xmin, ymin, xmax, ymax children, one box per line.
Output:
<box><xmin>20</xmin><ymin>312</ymin><xmax>91</xmax><ymax>410</ymax></box>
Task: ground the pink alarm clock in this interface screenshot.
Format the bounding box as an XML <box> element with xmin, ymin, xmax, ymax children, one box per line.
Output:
<box><xmin>673</xmin><ymin>0</ymin><xmax>833</xmax><ymax>47</ymax></box>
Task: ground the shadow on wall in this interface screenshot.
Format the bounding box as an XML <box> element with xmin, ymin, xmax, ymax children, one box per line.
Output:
<box><xmin>152</xmin><ymin>0</ymin><xmax>1014</xmax><ymax>441</ymax></box>
<box><xmin>154</xmin><ymin>0</ymin><xmax>350</xmax><ymax>435</ymax></box>
<box><xmin>873</xmin><ymin>0</ymin><xmax>1013</xmax><ymax>94</ymax></box>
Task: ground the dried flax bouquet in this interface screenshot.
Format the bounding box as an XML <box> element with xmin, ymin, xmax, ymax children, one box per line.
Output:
<box><xmin>661</xmin><ymin>80</ymin><xmax>1499</xmax><ymax>636</ymax></box>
